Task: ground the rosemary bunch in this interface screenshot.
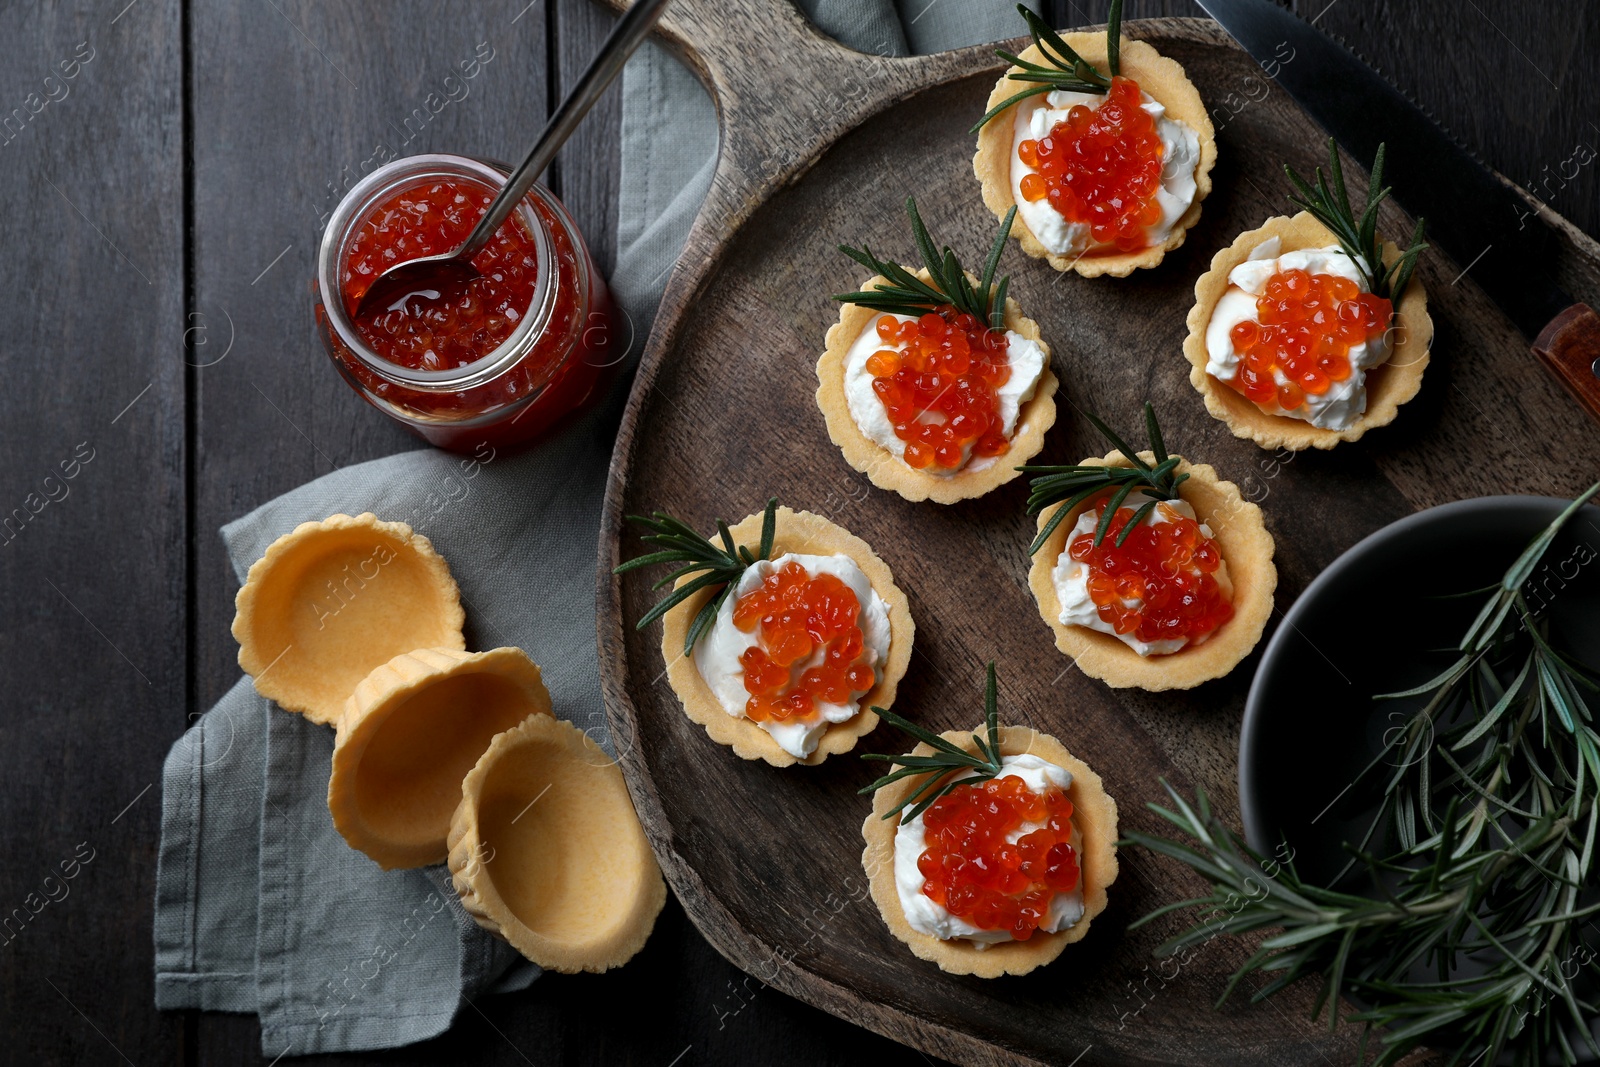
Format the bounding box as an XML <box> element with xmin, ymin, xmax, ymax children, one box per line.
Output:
<box><xmin>835</xmin><ymin>197</ymin><xmax>1016</xmax><ymax>330</ymax></box>
<box><xmin>861</xmin><ymin>661</ymin><xmax>1005</xmax><ymax>823</ymax></box>
<box><xmin>1018</xmin><ymin>401</ymin><xmax>1189</xmax><ymax>554</ymax></box>
<box><xmin>1126</xmin><ymin>483</ymin><xmax>1600</xmax><ymax>1067</ymax></box>
<box><xmin>615</xmin><ymin>497</ymin><xmax>777</xmax><ymax>656</ymax></box>
<box><xmin>1286</xmin><ymin>137</ymin><xmax>1428</xmax><ymax>301</ymax></box>
<box><xmin>973</xmin><ymin>1</ymin><xmax>1125</xmax><ymax>131</ymax></box>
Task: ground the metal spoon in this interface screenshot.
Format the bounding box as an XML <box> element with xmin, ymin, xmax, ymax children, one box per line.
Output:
<box><xmin>353</xmin><ymin>0</ymin><xmax>670</xmax><ymax>320</ymax></box>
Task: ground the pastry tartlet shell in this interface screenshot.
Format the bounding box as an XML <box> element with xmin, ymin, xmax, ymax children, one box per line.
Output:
<box><xmin>448</xmin><ymin>713</ymin><xmax>667</xmax><ymax>974</ymax></box>
<box><xmin>861</xmin><ymin>724</ymin><xmax>1119</xmax><ymax>978</ymax></box>
<box><xmin>817</xmin><ymin>269</ymin><xmax>1058</xmax><ymax>504</ymax></box>
<box><xmin>232</xmin><ymin>512</ymin><xmax>465</xmax><ymax>725</ymax></box>
<box><xmin>328</xmin><ymin>646</ymin><xmax>553</xmax><ymax>870</ymax></box>
<box><xmin>1184</xmin><ymin>211</ymin><xmax>1434</xmax><ymax>450</ymax></box>
<box><xmin>659</xmin><ymin>506</ymin><xmax>913</xmax><ymax>767</ymax></box>
<box><xmin>974</xmin><ymin>36</ymin><xmax>1217</xmax><ymax>277</ymax></box>
<box><xmin>1027</xmin><ymin>451</ymin><xmax>1276</xmax><ymax>690</ymax></box>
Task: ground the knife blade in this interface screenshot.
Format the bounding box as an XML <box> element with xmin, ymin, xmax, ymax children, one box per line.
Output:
<box><xmin>1194</xmin><ymin>0</ymin><xmax>1600</xmax><ymax>422</ymax></box>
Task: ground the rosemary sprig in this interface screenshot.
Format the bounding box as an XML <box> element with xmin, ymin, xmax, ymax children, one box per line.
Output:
<box><xmin>972</xmin><ymin>0</ymin><xmax>1124</xmax><ymax>132</ymax></box>
<box><xmin>834</xmin><ymin>197</ymin><xmax>1017</xmax><ymax>330</ymax></box>
<box><xmin>1018</xmin><ymin>401</ymin><xmax>1189</xmax><ymax>555</ymax></box>
<box><xmin>1127</xmin><ymin>481</ymin><xmax>1600</xmax><ymax>1067</ymax></box>
<box><xmin>614</xmin><ymin>497</ymin><xmax>777</xmax><ymax>656</ymax></box>
<box><xmin>861</xmin><ymin>662</ymin><xmax>1006</xmax><ymax>823</ymax></box>
<box><xmin>1286</xmin><ymin>137</ymin><xmax>1428</xmax><ymax>301</ymax></box>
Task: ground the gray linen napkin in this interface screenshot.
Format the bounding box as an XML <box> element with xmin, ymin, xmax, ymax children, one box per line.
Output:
<box><xmin>153</xmin><ymin>0</ymin><xmax>1031</xmax><ymax>1055</ymax></box>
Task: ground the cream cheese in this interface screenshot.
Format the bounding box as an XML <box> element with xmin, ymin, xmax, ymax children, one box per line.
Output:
<box><xmin>1051</xmin><ymin>491</ymin><xmax>1233</xmax><ymax>657</ymax></box>
<box><xmin>1009</xmin><ymin>88</ymin><xmax>1200</xmax><ymax>258</ymax></box>
<box><xmin>692</xmin><ymin>553</ymin><xmax>891</xmax><ymax>758</ymax></box>
<box><xmin>892</xmin><ymin>754</ymin><xmax>1086</xmax><ymax>947</ymax></box>
<box><xmin>842</xmin><ymin>312</ymin><xmax>1046</xmax><ymax>476</ymax></box>
<box><xmin>1203</xmin><ymin>237</ymin><xmax>1394</xmax><ymax>431</ymax></box>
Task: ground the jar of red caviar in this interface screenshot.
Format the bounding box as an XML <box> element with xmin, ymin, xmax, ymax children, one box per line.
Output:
<box><xmin>315</xmin><ymin>154</ymin><xmax>617</xmax><ymax>452</ymax></box>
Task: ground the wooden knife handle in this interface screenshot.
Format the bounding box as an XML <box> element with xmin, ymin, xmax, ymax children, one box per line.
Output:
<box><xmin>1533</xmin><ymin>303</ymin><xmax>1600</xmax><ymax>422</ymax></box>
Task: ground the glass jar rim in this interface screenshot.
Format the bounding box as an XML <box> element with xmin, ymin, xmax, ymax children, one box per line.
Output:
<box><xmin>316</xmin><ymin>153</ymin><xmax>557</xmax><ymax>392</ymax></box>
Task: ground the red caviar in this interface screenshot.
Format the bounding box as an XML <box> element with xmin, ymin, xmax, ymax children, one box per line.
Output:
<box><xmin>318</xmin><ymin>162</ymin><xmax>617</xmax><ymax>454</ymax></box>
<box><xmin>1221</xmin><ymin>268</ymin><xmax>1391</xmax><ymax>412</ymax></box>
<box><xmin>343</xmin><ymin>181</ymin><xmax>539</xmax><ymax>370</ymax></box>
<box><xmin>1016</xmin><ymin>76</ymin><xmax>1166</xmax><ymax>253</ymax></box>
<box><xmin>733</xmin><ymin>562</ymin><xmax>876</xmax><ymax>724</ymax></box>
<box><xmin>916</xmin><ymin>774</ymin><xmax>1079</xmax><ymax>940</ymax></box>
<box><xmin>1069</xmin><ymin>500</ymin><xmax>1233</xmax><ymax>645</ymax></box>
<box><xmin>867</xmin><ymin>308</ymin><xmax>1012</xmax><ymax>469</ymax></box>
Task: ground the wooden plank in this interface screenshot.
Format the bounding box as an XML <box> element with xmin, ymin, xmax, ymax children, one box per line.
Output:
<box><xmin>1314</xmin><ymin>0</ymin><xmax>1600</xmax><ymax>239</ymax></box>
<box><xmin>187</xmin><ymin>0</ymin><xmax>551</xmax><ymax>714</ymax></box>
<box><xmin>553</xmin><ymin>0</ymin><xmax>622</xmax><ymax>276</ymax></box>
<box><xmin>0</xmin><ymin>1</ymin><xmax>187</xmax><ymax>1064</ymax></box>
<box><xmin>186</xmin><ymin>1</ymin><xmax>549</xmax><ymax>1061</ymax></box>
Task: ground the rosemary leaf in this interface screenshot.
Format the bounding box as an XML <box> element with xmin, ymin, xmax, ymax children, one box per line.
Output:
<box><xmin>863</xmin><ymin>662</ymin><xmax>1008</xmax><ymax>821</ymax></box>
<box><xmin>617</xmin><ymin>497</ymin><xmax>778</xmax><ymax>656</ymax></box>
<box><xmin>1285</xmin><ymin>138</ymin><xmax>1428</xmax><ymax>302</ymax></box>
<box><xmin>835</xmin><ymin>198</ymin><xmax>1015</xmax><ymax>324</ymax></box>
<box><xmin>1127</xmin><ymin>482</ymin><xmax>1600</xmax><ymax>1067</ymax></box>
<box><xmin>971</xmin><ymin>2</ymin><xmax>1121</xmax><ymax>132</ymax></box>
<box><xmin>1115</xmin><ymin>498</ymin><xmax>1159</xmax><ymax>548</ymax></box>
<box><xmin>1018</xmin><ymin>401</ymin><xmax>1189</xmax><ymax>552</ymax></box>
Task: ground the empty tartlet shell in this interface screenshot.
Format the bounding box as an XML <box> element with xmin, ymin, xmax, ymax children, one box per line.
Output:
<box><xmin>861</xmin><ymin>724</ymin><xmax>1118</xmax><ymax>978</ymax></box>
<box><xmin>974</xmin><ymin>36</ymin><xmax>1216</xmax><ymax>277</ymax></box>
<box><xmin>660</xmin><ymin>506</ymin><xmax>913</xmax><ymax>767</ymax></box>
<box><xmin>232</xmin><ymin>512</ymin><xmax>465</xmax><ymax>725</ymax></box>
<box><xmin>816</xmin><ymin>269</ymin><xmax>1058</xmax><ymax>504</ymax></box>
<box><xmin>328</xmin><ymin>647</ymin><xmax>552</xmax><ymax>870</ymax></box>
<box><xmin>1184</xmin><ymin>212</ymin><xmax>1434</xmax><ymax>450</ymax></box>
<box><xmin>1027</xmin><ymin>451</ymin><xmax>1276</xmax><ymax>690</ymax></box>
<box><xmin>448</xmin><ymin>714</ymin><xmax>666</xmax><ymax>974</ymax></box>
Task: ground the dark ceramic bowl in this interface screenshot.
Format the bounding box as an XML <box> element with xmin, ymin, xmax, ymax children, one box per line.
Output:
<box><xmin>1240</xmin><ymin>495</ymin><xmax>1600</xmax><ymax>883</ymax></box>
<box><xmin>1240</xmin><ymin>493</ymin><xmax>1600</xmax><ymax>1060</ymax></box>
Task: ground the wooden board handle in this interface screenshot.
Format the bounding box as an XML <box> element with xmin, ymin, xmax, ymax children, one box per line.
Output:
<box><xmin>595</xmin><ymin>0</ymin><xmax>1000</xmax><ymax>250</ymax></box>
<box><xmin>1532</xmin><ymin>303</ymin><xmax>1600</xmax><ymax>423</ymax></box>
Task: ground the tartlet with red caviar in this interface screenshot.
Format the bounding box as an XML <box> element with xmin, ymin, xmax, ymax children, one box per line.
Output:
<box><xmin>616</xmin><ymin>499</ymin><xmax>913</xmax><ymax>767</ymax></box>
<box><xmin>1186</xmin><ymin>141</ymin><xmax>1432</xmax><ymax>450</ymax></box>
<box><xmin>819</xmin><ymin>199</ymin><xmax>1057</xmax><ymax>504</ymax></box>
<box><xmin>1022</xmin><ymin>405</ymin><xmax>1276</xmax><ymax>690</ymax></box>
<box><xmin>860</xmin><ymin>664</ymin><xmax>1119</xmax><ymax>978</ymax></box>
<box><xmin>973</xmin><ymin>1</ymin><xmax>1215</xmax><ymax>277</ymax></box>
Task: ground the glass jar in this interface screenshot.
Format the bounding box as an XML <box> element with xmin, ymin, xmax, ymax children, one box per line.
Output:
<box><xmin>315</xmin><ymin>153</ymin><xmax>617</xmax><ymax>453</ymax></box>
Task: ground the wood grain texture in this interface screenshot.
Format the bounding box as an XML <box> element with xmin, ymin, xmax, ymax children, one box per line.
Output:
<box><xmin>0</xmin><ymin>2</ymin><xmax>188</xmax><ymax>1065</ymax></box>
<box><xmin>183</xmin><ymin>2</ymin><xmax>933</xmax><ymax>1064</ymax></box>
<box><xmin>553</xmin><ymin>0</ymin><xmax>623</xmax><ymax>277</ymax></box>
<box><xmin>1307</xmin><ymin>0</ymin><xmax>1600</xmax><ymax>241</ymax></box>
<box><xmin>187</xmin><ymin>2</ymin><xmax>537</xmax><ymax>1061</ymax></box>
<box><xmin>2</xmin><ymin>0</ymin><xmax>1598</xmax><ymax>1065</ymax></box>
<box><xmin>597</xmin><ymin>7</ymin><xmax>1600</xmax><ymax>1066</ymax></box>
<box><xmin>186</xmin><ymin>0</ymin><xmax>541</xmax><ymax>719</ymax></box>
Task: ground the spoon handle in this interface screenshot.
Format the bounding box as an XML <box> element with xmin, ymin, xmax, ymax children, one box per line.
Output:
<box><xmin>458</xmin><ymin>0</ymin><xmax>671</xmax><ymax>261</ymax></box>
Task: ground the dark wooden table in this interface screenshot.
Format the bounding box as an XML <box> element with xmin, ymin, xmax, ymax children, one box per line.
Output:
<box><xmin>2</xmin><ymin>1</ymin><xmax>1595</xmax><ymax>1064</ymax></box>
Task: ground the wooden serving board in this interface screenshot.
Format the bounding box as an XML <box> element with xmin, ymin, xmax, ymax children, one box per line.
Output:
<box><xmin>595</xmin><ymin>1</ymin><xmax>1600</xmax><ymax>1063</ymax></box>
